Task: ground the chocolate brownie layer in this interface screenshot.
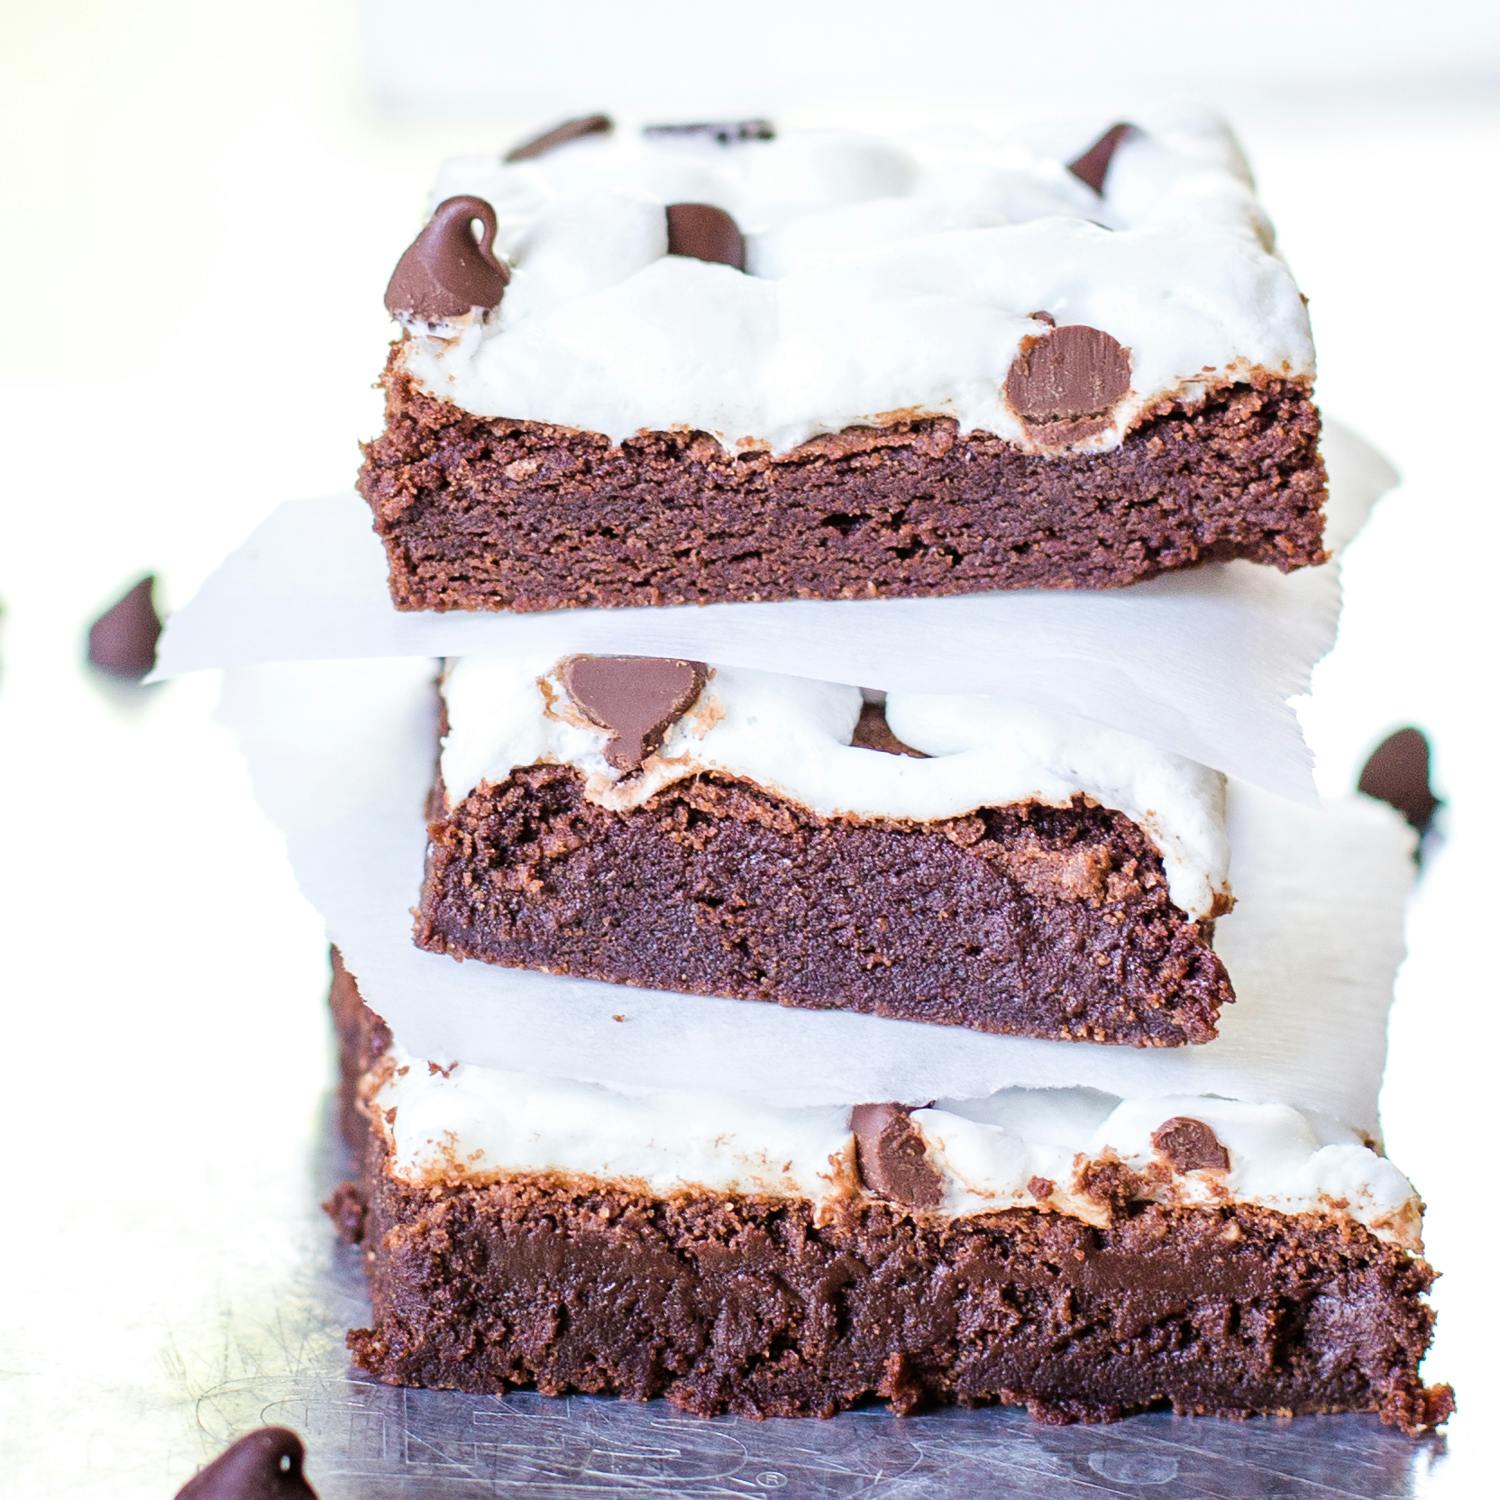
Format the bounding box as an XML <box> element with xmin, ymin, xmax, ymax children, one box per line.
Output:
<box><xmin>346</xmin><ymin>1133</ymin><xmax>1448</xmax><ymax>1433</ymax></box>
<box><xmin>329</xmin><ymin>975</ymin><xmax>1449</xmax><ymax>1432</ymax></box>
<box><xmin>416</xmin><ymin>760</ymin><xmax>1232</xmax><ymax>1045</ymax></box>
<box><xmin>360</xmin><ymin>362</ymin><xmax>1326</xmax><ymax>611</ymax></box>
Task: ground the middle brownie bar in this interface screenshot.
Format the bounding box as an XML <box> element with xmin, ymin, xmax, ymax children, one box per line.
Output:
<box><xmin>417</xmin><ymin>655</ymin><xmax>1234</xmax><ymax>1045</ymax></box>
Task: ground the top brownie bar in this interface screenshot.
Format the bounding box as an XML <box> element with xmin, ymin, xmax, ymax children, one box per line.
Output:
<box><xmin>361</xmin><ymin>111</ymin><xmax>1327</xmax><ymax>612</ymax></box>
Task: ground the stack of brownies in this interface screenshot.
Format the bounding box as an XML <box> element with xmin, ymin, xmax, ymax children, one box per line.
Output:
<box><xmin>323</xmin><ymin>110</ymin><xmax>1451</xmax><ymax>1430</ymax></box>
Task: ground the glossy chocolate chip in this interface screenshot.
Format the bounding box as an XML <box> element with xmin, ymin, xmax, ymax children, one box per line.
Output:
<box><xmin>504</xmin><ymin>113</ymin><xmax>612</xmax><ymax>162</ymax></box>
<box><xmin>1067</xmin><ymin>122</ymin><xmax>1137</xmax><ymax>194</ymax></box>
<box><xmin>560</xmin><ymin>655</ymin><xmax>708</xmax><ymax>772</ymax></box>
<box><xmin>384</xmin><ymin>196</ymin><xmax>509</xmax><ymax>322</ymax></box>
<box><xmin>665</xmin><ymin>203</ymin><xmax>746</xmax><ymax>270</ymax></box>
<box><xmin>1004</xmin><ymin>324</ymin><xmax>1132</xmax><ymax>444</ymax></box>
<box><xmin>851</xmin><ymin>1103</ymin><xmax>943</xmax><ymax>1209</ymax></box>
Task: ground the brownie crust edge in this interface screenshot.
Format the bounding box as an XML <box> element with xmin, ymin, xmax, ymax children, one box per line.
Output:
<box><xmin>359</xmin><ymin>357</ymin><xmax>1327</xmax><ymax>612</ymax></box>
<box><xmin>416</xmin><ymin>763</ymin><xmax>1233</xmax><ymax>1046</ymax></box>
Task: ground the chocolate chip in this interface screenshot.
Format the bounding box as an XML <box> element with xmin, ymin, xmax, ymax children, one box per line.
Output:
<box><xmin>176</xmin><ymin>1427</ymin><xmax>318</xmax><ymax>1499</ymax></box>
<box><xmin>851</xmin><ymin>1103</ymin><xmax>943</xmax><ymax>1210</ymax></box>
<box><xmin>665</xmin><ymin>203</ymin><xmax>746</xmax><ymax>270</ymax></box>
<box><xmin>851</xmin><ymin>702</ymin><xmax>926</xmax><ymax>758</ymax></box>
<box><xmin>1027</xmin><ymin>1175</ymin><xmax>1055</xmax><ymax>1200</ymax></box>
<box><xmin>560</xmin><ymin>655</ymin><xmax>708</xmax><ymax>772</ymax></box>
<box><xmin>384</xmin><ymin>196</ymin><xmax>509</xmax><ymax>323</ymax></box>
<box><xmin>504</xmin><ymin>113</ymin><xmax>612</xmax><ymax>163</ymax></box>
<box><xmin>1359</xmin><ymin>727</ymin><xmax>1440</xmax><ymax>838</ymax></box>
<box><xmin>1152</xmin><ymin>1117</ymin><xmax>1231</xmax><ymax>1173</ymax></box>
<box><xmin>1067</xmin><ymin>123</ymin><xmax>1137</xmax><ymax>194</ymax></box>
<box><xmin>1027</xmin><ymin>310</ymin><xmax>1056</xmax><ymax>327</ymax></box>
<box><xmin>645</xmin><ymin>119</ymin><xmax>775</xmax><ymax>145</ymax></box>
<box><xmin>1004</xmin><ymin>324</ymin><xmax>1132</xmax><ymax>445</ymax></box>
<box><xmin>87</xmin><ymin>574</ymin><xmax>160</xmax><ymax>680</ymax></box>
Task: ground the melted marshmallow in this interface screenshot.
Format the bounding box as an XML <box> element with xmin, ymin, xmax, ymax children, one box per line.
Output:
<box><xmin>374</xmin><ymin>1050</ymin><xmax>1420</xmax><ymax>1250</ymax></box>
<box><xmin>438</xmin><ymin>655</ymin><xmax>1229</xmax><ymax>920</ymax></box>
<box><xmin>400</xmin><ymin>108</ymin><xmax>1314</xmax><ymax>454</ymax></box>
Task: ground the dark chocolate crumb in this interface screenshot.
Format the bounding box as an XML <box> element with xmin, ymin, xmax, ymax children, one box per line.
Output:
<box><xmin>323</xmin><ymin>1182</ymin><xmax>366</xmax><ymax>1246</ymax></box>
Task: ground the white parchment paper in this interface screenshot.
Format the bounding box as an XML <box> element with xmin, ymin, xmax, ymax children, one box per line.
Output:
<box><xmin>219</xmin><ymin>656</ymin><xmax>1412</xmax><ymax>1134</ymax></box>
<box><xmin>169</xmin><ymin>423</ymin><xmax>1392</xmax><ymax>798</ymax></box>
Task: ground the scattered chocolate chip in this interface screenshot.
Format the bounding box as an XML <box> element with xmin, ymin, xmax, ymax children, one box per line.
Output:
<box><xmin>645</xmin><ymin>119</ymin><xmax>775</xmax><ymax>145</ymax></box>
<box><xmin>1067</xmin><ymin>122</ymin><xmax>1137</xmax><ymax>194</ymax></box>
<box><xmin>87</xmin><ymin>574</ymin><xmax>160</xmax><ymax>680</ymax></box>
<box><xmin>665</xmin><ymin>203</ymin><xmax>746</xmax><ymax>270</ymax></box>
<box><xmin>384</xmin><ymin>196</ymin><xmax>509</xmax><ymax>323</ymax></box>
<box><xmin>1358</xmin><ymin>727</ymin><xmax>1440</xmax><ymax>838</ymax></box>
<box><xmin>1003</xmin><ymin>324</ymin><xmax>1132</xmax><ymax>445</ymax></box>
<box><xmin>560</xmin><ymin>655</ymin><xmax>708</xmax><ymax>772</ymax></box>
<box><xmin>852</xmin><ymin>702</ymin><xmax>926</xmax><ymax>758</ymax></box>
<box><xmin>176</xmin><ymin>1427</ymin><xmax>318</xmax><ymax>1499</ymax></box>
<box><xmin>851</xmin><ymin>1103</ymin><xmax>943</xmax><ymax>1210</ymax></box>
<box><xmin>1152</xmin><ymin>1117</ymin><xmax>1231</xmax><ymax>1173</ymax></box>
<box><xmin>504</xmin><ymin>113</ymin><xmax>613</xmax><ymax>163</ymax></box>
<box><xmin>1027</xmin><ymin>1175</ymin><xmax>1055</xmax><ymax>1200</ymax></box>
<box><xmin>1027</xmin><ymin>310</ymin><xmax>1056</xmax><ymax>327</ymax></box>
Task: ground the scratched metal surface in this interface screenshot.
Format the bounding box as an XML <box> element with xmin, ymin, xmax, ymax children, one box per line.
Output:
<box><xmin>0</xmin><ymin>635</ymin><xmax>1474</xmax><ymax>1499</ymax></box>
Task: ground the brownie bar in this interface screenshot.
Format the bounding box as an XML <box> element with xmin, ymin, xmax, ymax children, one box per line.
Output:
<box><xmin>417</xmin><ymin>706</ymin><xmax>1232</xmax><ymax>1047</ymax></box>
<box><xmin>350</xmin><ymin>1171</ymin><xmax>1446</xmax><ymax>1431</ymax></box>
<box><xmin>331</xmin><ymin>987</ymin><xmax>1449</xmax><ymax>1433</ymax></box>
<box><xmin>362</xmin><ymin>365</ymin><xmax>1326</xmax><ymax>612</ymax></box>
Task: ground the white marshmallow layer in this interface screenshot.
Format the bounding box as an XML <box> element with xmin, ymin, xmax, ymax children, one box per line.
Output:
<box><xmin>400</xmin><ymin>109</ymin><xmax>1314</xmax><ymax>454</ymax></box>
<box><xmin>375</xmin><ymin>1050</ymin><xmax>1419</xmax><ymax>1251</ymax></box>
<box><xmin>438</xmin><ymin>656</ymin><xmax>1230</xmax><ymax>921</ymax></box>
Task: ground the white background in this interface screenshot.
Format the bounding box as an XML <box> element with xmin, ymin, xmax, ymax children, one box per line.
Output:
<box><xmin>1</xmin><ymin>3</ymin><xmax>1497</xmax><ymax>1493</ymax></box>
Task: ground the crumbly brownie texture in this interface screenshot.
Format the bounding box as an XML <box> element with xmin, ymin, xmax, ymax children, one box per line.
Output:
<box><xmin>416</xmin><ymin>723</ymin><xmax>1232</xmax><ymax>1046</ymax></box>
<box><xmin>361</xmin><ymin>364</ymin><xmax>1326</xmax><ymax>612</ymax></box>
<box><xmin>347</xmin><ymin>1167</ymin><xmax>1447</xmax><ymax>1432</ymax></box>
<box><xmin>330</xmin><ymin>1007</ymin><xmax>1447</xmax><ymax>1432</ymax></box>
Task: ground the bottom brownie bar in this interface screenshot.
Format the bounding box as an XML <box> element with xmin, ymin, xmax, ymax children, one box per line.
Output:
<box><xmin>330</xmin><ymin>968</ymin><xmax>1451</xmax><ymax>1432</ymax></box>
